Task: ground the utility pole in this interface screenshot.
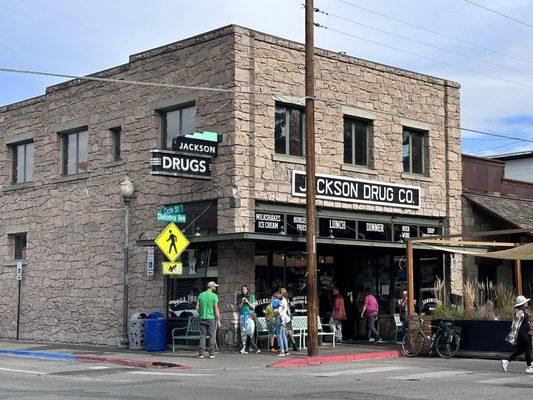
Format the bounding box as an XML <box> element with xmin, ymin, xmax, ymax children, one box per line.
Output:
<box><xmin>305</xmin><ymin>0</ymin><xmax>318</xmax><ymax>357</ymax></box>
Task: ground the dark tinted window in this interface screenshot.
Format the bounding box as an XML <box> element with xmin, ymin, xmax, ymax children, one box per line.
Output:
<box><xmin>274</xmin><ymin>104</ymin><xmax>305</xmax><ymax>156</ymax></box>
<box><xmin>344</xmin><ymin>118</ymin><xmax>370</xmax><ymax>166</ymax></box>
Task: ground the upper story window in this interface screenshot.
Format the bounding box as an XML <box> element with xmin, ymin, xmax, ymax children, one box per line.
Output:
<box><xmin>62</xmin><ymin>130</ymin><xmax>88</xmax><ymax>176</ymax></box>
<box><xmin>344</xmin><ymin>117</ymin><xmax>371</xmax><ymax>166</ymax></box>
<box><xmin>11</xmin><ymin>141</ymin><xmax>33</xmax><ymax>184</ymax></box>
<box><xmin>110</xmin><ymin>127</ymin><xmax>122</xmax><ymax>162</ymax></box>
<box><xmin>11</xmin><ymin>233</ymin><xmax>27</xmax><ymax>260</ymax></box>
<box><xmin>402</xmin><ymin>128</ymin><xmax>426</xmax><ymax>175</ymax></box>
<box><xmin>275</xmin><ymin>104</ymin><xmax>305</xmax><ymax>157</ymax></box>
<box><xmin>161</xmin><ymin>105</ymin><xmax>196</xmax><ymax>149</ymax></box>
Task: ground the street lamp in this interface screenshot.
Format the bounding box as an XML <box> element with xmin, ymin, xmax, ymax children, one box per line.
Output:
<box><xmin>119</xmin><ymin>177</ymin><xmax>134</xmax><ymax>347</ymax></box>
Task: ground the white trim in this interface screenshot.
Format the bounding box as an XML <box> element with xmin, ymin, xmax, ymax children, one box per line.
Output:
<box><xmin>341</xmin><ymin>105</ymin><xmax>377</xmax><ymax>120</ymax></box>
<box><xmin>291</xmin><ymin>170</ymin><xmax>422</xmax><ymax>210</ymax></box>
<box><xmin>400</xmin><ymin>117</ymin><xmax>431</xmax><ymax>131</ymax></box>
<box><xmin>272</xmin><ymin>94</ymin><xmax>305</xmax><ymax>106</ymax></box>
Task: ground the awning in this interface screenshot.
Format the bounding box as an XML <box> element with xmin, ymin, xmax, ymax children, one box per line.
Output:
<box><xmin>464</xmin><ymin>193</ymin><xmax>533</xmax><ymax>230</ymax></box>
<box><xmin>419</xmin><ymin>242</ymin><xmax>533</xmax><ymax>260</ymax></box>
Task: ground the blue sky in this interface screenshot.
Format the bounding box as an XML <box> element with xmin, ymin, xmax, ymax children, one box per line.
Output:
<box><xmin>1</xmin><ymin>0</ymin><xmax>532</xmax><ymax>156</ymax></box>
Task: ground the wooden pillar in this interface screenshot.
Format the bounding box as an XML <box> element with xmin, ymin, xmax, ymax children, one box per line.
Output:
<box><xmin>515</xmin><ymin>259</ymin><xmax>523</xmax><ymax>295</ymax></box>
<box><xmin>406</xmin><ymin>241</ymin><xmax>415</xmax><ymax>317</ymax></box>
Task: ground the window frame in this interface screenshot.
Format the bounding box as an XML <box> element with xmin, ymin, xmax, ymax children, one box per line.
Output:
<box><xmin>11</xmin><ymin>141</ymin><xmax>34</xmax><ymax>184</ymax></box>
<box><xmin>110</xmin><ymin>127</ymin><xmax>122</xmax><ymax>162</ymax></box>
<box><xmin>402</xmin><ymin>128</ymin><xmax>426</xmax><ymax>175</ymax></box>
<box><xmin>343</xmin><ymin>116</ymin><xmax>371</xmax><ymax>167</ymax></box>
<box><xmin>274</xmin><ymin>103</ymin><xmax>306</xmax><ymax>157</ymax></box>
<box><xmin>160</xmin><ymin>103</ymin><xmax>196</xmax><ymax>150</ymax></box>
<box><xmin>61</xmin><ymin>129</ymin><xmax>88</xmax><ymax>176</ymax></box>
<box><xmin>11</xmin><ymin>233</ymin><xmax>27</xmax><ymax>261</ymax></box>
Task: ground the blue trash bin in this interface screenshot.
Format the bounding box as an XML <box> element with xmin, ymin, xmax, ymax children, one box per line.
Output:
<box><xmin>144</xmin><ymin>312</ymin><xmax>167</xmax><ymax>351</ymax></box>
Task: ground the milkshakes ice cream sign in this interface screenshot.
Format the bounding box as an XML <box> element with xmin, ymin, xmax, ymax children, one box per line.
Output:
<box><xmin>292</xmin><ymin>170</ymin><xmax>421</xmax><ymax>209</ymax></box>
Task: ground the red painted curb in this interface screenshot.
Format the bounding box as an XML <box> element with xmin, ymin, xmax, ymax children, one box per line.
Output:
<box><xmin>74</xmin><ymin>354</ymin><xmax>191</xmax><ymax>369</ymax></box>
<box><xmin>267</xmin><ymin>350</ymin><xmax>403</xmax><ymax>368</ymax></box>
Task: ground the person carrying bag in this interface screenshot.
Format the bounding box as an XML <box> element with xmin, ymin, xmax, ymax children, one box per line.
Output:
<box><xmin>502</xmin><ymin>295</ymin><xmax>533</xmax><ymax>373</ymax></box>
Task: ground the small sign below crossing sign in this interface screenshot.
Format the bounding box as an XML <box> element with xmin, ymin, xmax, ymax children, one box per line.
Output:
<box><xmin>162</xmin><ymin>262</ymin><xmax>183</xmax><ymax>275</ymax></box>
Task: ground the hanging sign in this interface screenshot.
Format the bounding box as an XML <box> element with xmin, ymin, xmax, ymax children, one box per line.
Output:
<box><xmin>172</xmin><ymin>131</ymin><xmax>219</xmax><ymax>157</ymax></box>
<box><xmin>255</xmin><ymin>212</ymin><xmax>284</xmax><ymax>234</ymax></box>
<box><xmin>151</xmin><ymin>150</ymin><xmax>211</xmax><ymax>180</ymax></box>
<box><xmin>292</xmin><ymin>170</ymin><xmax>421</xmax><ymax>209</ymax></box>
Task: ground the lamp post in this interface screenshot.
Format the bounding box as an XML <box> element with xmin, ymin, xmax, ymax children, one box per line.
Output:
<box><xmin>119</xmin><ymin>177</ymin><xmax>134</xmax><ymax>347</ymax></box>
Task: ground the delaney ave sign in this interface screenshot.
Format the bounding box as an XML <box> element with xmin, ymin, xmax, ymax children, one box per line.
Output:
<box><xmin>292</xmin><ymin>170</ymin><xmax>421</xmax><ymax>209</ymax></box>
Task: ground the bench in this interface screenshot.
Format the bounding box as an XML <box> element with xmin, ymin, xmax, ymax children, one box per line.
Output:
<box><xmin>292</xmin><ymin>316</ymin><xmax>336</xmax><ymax>349</ymax></box>
<box><xmin>172</xmin><ymin>316</ymin><xmax>217</xmax><ymax>352</ymax></box>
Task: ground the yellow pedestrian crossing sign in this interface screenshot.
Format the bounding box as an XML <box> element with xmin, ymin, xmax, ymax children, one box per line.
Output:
<box><xmin>162</xmin><ymin>262</ymin><xmax>183</xmax><ymax>275</ymax></box>
<box><xmin>154</xmin><ymin>223</ymin><xmax>189</xmax><ymax>262</ymax></box>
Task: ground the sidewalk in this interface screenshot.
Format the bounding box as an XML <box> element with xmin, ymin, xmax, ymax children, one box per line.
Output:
<box><xmin>0</xmin><ymin>339</ymin><xmax>403</xmax><ymax>370</ymax></box>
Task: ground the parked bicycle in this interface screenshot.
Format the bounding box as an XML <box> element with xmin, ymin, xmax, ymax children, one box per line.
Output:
<box><xmin>401</xmin><ymin>316</ymin><xmax>461</xmax><ymax>358</ymax></box>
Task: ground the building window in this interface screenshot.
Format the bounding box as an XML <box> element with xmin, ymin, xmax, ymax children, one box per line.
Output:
<box><xmin>402</xmin><ymin>128</ymin><xmax>426</xmax><ymax>174</ymax></box>
<box><xmin>161</xmin><ymin>105</ymin><xmax>196</xmax><ymax>149</ymax></box>
<box><xmin>62</xmin><ymin>130</ymin><xmax>88</xmax><ymax>175</ymax></box>
<box><xmin>11</xmin><ymin>142</ymin><xmax>33</xmax><ymax>184</ymax></box>
<box><xmin>12</xmin><ymin>233</ymin><xmax>27</xmax><ymax>260</ymax></box>
<box><xmin>344</xmin><ymin>117</ymin><xmax>370</xmax><ymax>166</ymax></box>
<box><xmin>110</xmin><ymin>127</ymin><xmax>121</xmax><ymax>162</ymax></box>
<box><xmin>275</xmin><ymin>104</ymin><xmax>305</xmax><ymax>157</ymax></box>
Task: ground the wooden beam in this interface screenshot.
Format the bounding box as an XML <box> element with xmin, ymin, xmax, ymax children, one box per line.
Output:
<box><xmin>515</xmin><ymin>259</ymin><xmax>523</xmax><ymax>295</ymax></box>
<box><xmin>406</xmin><ymin>241</ymin><xmax>415</xmax><ymax>317</ymax></box>
<box><xmin>413</xmin><ymin>239</ymin><xmax>516</xmax><ymax>247</ymax></box>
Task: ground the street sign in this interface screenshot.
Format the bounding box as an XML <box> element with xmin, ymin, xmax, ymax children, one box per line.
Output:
<box><xmin>156</xmin><ymin>213</ymin><xmax>186</xmax><ymax>223</ymax></box>
<box><xmin>154</xmin><ymin>223</ymin><xmax>189</xmax><ymax>262</ymax></box>
<box><xmin>146</xmin><ymin>247</ymin><xmax>155</xmax><ymax>276</ymax></box>
<box><xmin>16</xmin><ymin>261</ymin><xmax>22</xmax><ymax>281</ymax></box>
<box><xmin>161</xmin><ymin>204</ymin><xmax>184</xmax><ymax>214</ymax></box>
<box><xmin>162</xmin><ymin>262</ymin><xmax>183</xmax><ymax>275</ymax></box>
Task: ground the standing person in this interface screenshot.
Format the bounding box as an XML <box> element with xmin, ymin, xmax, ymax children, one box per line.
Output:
<box><xmin>399</xmin><ymin>290</ymin><xmax>408</xmax><ymax>339</ymax></box>
<box><xmin>361</xmin><ymin>288</ymin><xmax>382</xmax><ymax>343</ymax></box>
<box><xmin>237</xmin><ymin>285</ymin><xmax>257</xmax><ymax>354</ymax></box>
<box><xmin>330</xmin><ymin>287</ymin><xmax>347</xmax><ymax>343</ymax></box>
<box><xmin>285</xmin><ymin>293</ymin><xmax>299</xmax><ymax>352</ymax></box>
<box><xmin>242</xmin><ymin>313</ymin><xmax>261</xmax><ymax>354</ymax></box>
<box><xmin>264</xmin><ymin>300</ymin><xmax>278</xmax><ymax>352</ymax></box>
<box><xmin>196</xmin><ymin>281</ymin><xmax>221</xmax><ymax>359</ymax></box>
<box><xmin>502</xmin><ymin>295</ymin><xmax>533</xmax><ymax>373</ymax></box>
<box><xmin>275</xmin><ymin>289</ymin><xmax>290</xmax><ymax>356</ymax></box>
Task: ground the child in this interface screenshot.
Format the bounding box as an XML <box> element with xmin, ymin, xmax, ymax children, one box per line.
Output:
<box><xmin>240</xmin><ymin>313</ymin><xmax>261</xmax><ymax>354</ymax></box>
<box><xmin>264</xmin><ymin>301</ymin><xmax>278</xmax><ymax>353</ymax></box>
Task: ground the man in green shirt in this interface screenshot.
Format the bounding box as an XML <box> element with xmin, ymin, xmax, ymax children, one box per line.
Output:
<box><xmin>196</xmin><ymin>281</ymin><xmax>221</xmax><ymax>359</ymax></box>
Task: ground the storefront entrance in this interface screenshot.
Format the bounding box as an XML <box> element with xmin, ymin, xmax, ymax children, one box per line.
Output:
<box><xmin>255</xmin><ymin>243</ymin><xmax>444</xmax><ymax>340</ymax></box>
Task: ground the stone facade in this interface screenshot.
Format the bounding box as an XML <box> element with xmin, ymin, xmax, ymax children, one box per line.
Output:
<box><xmin>0</xmin><ymin>25</ymin><xmax>462</xmax><ymax>346</ymax></box>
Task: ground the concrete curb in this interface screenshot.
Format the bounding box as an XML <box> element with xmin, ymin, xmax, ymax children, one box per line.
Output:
<box><xmin>0</xmin><ymin>349</ymin><xmax>191</xmax><ymax>369</ymax></box>
<box><xmin>0</xmin><ymin>349</ymin><xmax>76</xmax><ymax>361</ymax></box>
<box><xmin>267</xmin><ymin>350</ymin><xmax>403</xmax><ymax>368</ymax></box>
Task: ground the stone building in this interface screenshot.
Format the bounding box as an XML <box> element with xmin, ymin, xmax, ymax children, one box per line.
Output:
<box><xmin>0</xmin><ymin>25</ymin><xmax>462</xmax><ymax>346</ymax></box>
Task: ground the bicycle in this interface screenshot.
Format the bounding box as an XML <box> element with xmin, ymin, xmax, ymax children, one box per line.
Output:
<box><xmin>401</xmin><ymin>316</ymin><xmax>461</xmax><ymax>358</ymax></box>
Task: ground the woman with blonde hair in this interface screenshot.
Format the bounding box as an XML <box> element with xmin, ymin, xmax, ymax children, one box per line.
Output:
<box><xmin>274</xmin><ymin>289</ymin><xmax>290</xmax><ymax>356</ymax></box>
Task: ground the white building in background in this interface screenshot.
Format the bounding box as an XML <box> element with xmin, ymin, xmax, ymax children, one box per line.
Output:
<box><xmin>491</xmin><ymin>151</ymin><xmax>533</xmax><ymax>183</ymax></box>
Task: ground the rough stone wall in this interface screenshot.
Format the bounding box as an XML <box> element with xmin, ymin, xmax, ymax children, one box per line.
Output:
<box><xmin>0</xmin><ymin>27</ymin><xmax>238</xmax><ymax>345</ymax></box>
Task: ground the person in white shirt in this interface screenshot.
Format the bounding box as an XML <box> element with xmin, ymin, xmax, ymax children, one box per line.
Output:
<box><xmin>275</xmin><ymin>289</ymin><xmax>290</xmax><ymax>356</ymax></box>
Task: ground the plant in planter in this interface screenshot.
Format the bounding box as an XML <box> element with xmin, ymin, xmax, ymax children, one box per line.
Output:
<box><xmin>433</xmin><ymin>304</ymin><xmax>465</xmax><ymax>321</ymax></box>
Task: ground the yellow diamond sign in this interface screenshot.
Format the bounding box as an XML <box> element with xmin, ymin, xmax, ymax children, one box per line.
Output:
<box><xmin>155</xmin><ymin>223</ymin><xmax>189</xmax><ymax>262</ymax></box>
<box><xmin>162</xmin><ymin>262</ymin><xmax>183</xmax><ymax>275</ymax></box>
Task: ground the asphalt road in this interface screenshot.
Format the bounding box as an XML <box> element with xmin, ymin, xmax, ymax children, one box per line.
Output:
<box><xmin>0</xmin><ymin>354</ymin><xmax>532</xmax><ymax>400</ymax></box>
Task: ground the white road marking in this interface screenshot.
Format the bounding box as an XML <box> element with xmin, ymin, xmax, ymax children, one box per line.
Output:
<box><xmin>77</xmin><ymin>377</ymin><xmax>133</xmax><ymax>382</ymax></box>
<box><xmin>316</xmin><ymin>366</ymin><xmax>405</xmax><ymax>377</ymax></box>
<box><xmin>128</xmin><ymin>371</ymin><xmax>213</xmax><ymax>377</ymax></box>
<box><xmin>89</xmin><ymin>366</ymin><xmax>110</xmax><ymax>370</ymax></box>
<box><xmin>477</xmin><ymin>377</ymin><xmax>523</xmax><ymax>384</ymax></box>
<box><xmin>0</xmin><ymin>367</ymin><xmax>45</xmax><ymax>375</ymax></box>
<box><xmin>391</xmin><ymin>370</ymin><xmax>472</xmax><ymax>380</ymax></box>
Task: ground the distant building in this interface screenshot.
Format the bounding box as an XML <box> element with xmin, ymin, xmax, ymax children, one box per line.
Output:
<box><xmin>462</xmin><ymin>154</ymin><xmax>533</xmax><ymax>296</ymax></box>
<box><xmin>490</xmin><ymin>150</ymin><xmax>533</xmax><ymax>183</ymax></box>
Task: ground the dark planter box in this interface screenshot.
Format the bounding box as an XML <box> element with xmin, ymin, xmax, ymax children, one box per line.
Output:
<box><xmin>433</xmin><ymin>319</ymin><xmax>514</xmax><ymax>353</ymax></box>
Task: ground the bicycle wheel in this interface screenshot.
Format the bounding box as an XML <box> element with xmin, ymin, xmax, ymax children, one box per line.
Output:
<box><xmin>401</xmin><ymin>330</ymin><xmax>425</xmax><ymax>357</ymax></box>
<box><xmin>435</xmin><ymin>332</ymin><xmax>460</xmax><ymax>358</ymax></box>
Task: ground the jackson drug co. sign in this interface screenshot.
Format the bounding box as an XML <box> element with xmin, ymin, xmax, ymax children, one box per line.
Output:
<box><xmin>292</xmin><ymin>170</ymin><xmax>421</xmax><ymax>209</ymax></box>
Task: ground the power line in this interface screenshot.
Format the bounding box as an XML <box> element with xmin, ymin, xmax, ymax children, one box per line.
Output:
<box><xmin>315</xmin><ymin>7</ymin><xmax>533</xmax><ymax>77</ymax></box>
<box><xmin>2</xmin><ymin>66</ymin><xmax>533</xmax><ymax>144</ymax></box>
<box><xmin>475</xmin><ymin>141</ymin><xmax>522</xmax><ymax>152</ymax></box>
<box><xmin>331</xmin><ymin>0</ymin><xmax>533</xmax><ymax>66</ymax></box>
<box><xmin>463</xmin><ymin>0</ymin><xmax>533</xmax><ymax>30</ymax></box>
<box><xmin>317</xmin><ymin>24</ymin><xmax>533</xmax><ymax>91</ymax></box>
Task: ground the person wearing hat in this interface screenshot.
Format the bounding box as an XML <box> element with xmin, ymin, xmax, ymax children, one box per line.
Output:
<box><xmin>196</xmin><ymin>281</ymin><xmax>221</xmax><ymax>359</ymax></box>
<box><xmin>502</xmin><ymin>295</ymin><xmax>533</xmax><ymax>373</ymax></box>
